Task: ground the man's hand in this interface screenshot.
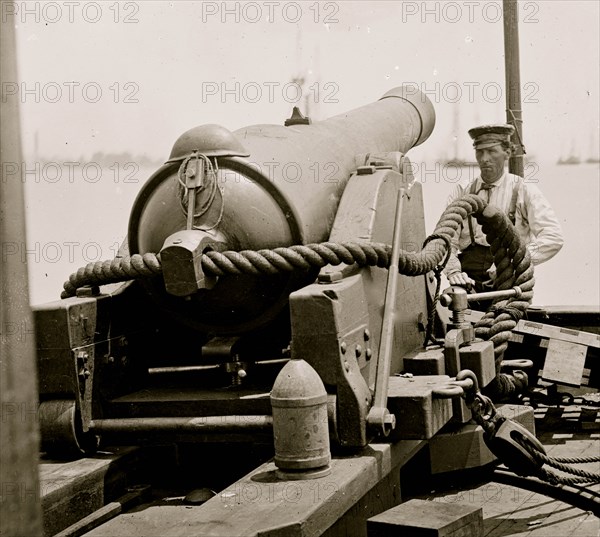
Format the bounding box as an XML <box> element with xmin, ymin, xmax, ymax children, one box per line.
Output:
<box><xmin>447</xmin><ymin>271</ymin><xmax>476</xmax><ymax>290</ymax></box>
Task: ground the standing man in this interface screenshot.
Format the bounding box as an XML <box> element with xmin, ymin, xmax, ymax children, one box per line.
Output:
<box><xmin>444</xmin><ymin>124</ymin><xmax>564</xmax><ymax>294</ymax></box>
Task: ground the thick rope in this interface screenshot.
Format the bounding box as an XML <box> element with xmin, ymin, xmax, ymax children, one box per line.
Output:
<box><xmin>535</xmin><ymin>456</ymin><xmax>600</xmax><ymax>482</ymax></box>
<box><xmin>61</xmin><ymin>253</ymin><xmax>162</xmax><ymax>299</ymax></box>
<box><xmin>60</xmin><ymin>194</ymin><xmax>534</xmax><ymax>396</ymax></box>
<box><xmin>62</xmin><ymin>194</ymin><xmax>484</xmax><ymax>296</ymax></box>
<box><xmin>511</xmin><ymin>434</ymin><xmax>600</xmax><ymax>485</ymax></box>
<box><xmin>422</xmin><ymin>233</ymin><xmax>452</xmax><ymax>347</ymax></box>
<box><xmin>549</xmin><ymin>455</ymin><xmax>600</xmax><ymax>464</ymax></box>
<box><xmin>536</xmin><ymin>467</ymin><xmax>599</xmax><ymax>486</ymax></box>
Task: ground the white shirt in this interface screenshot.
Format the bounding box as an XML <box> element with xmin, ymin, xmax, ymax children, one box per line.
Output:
<box><xmin>444</xmin><ymin>171</ymin><xmax>564</xmax><ymax>276</ymax></box>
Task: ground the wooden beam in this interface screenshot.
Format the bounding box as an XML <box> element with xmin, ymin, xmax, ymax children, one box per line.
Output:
<box><xmin>40</xmin><ymin>447</ymin><xmax>142</xmax><ymax>536</ymax></box>
<box><xmin>513</xmin><ymin>320</ymin><xmax>600</xmax><ymax>349</ymax></box>
<box><xmin>83</xmin><ymin>441</ymin><xmax>425</xmax><ymax>537</ymax></box>
<box><xmin>0</xmin><ymin>14</ymin><xmax>43</xmax><ymax>537</ymax></box>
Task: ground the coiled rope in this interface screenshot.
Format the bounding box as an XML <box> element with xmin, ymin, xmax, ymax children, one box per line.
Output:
<box><xmin>61</xmin><ymin>193</ymin><xmax>535</xmax><ymax>397</ymax></box>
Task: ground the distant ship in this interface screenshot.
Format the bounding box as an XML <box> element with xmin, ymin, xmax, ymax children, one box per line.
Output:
<box><xmin>557</xmin><ymin>140</ymin><xmax>581</xmax><ymax>165</ymax></box>
<box><xmin>444</xmin><ymin>158</ymin><xmax>478</xmax><ymax>167</ymax></box>
<box><xmin>557</xmin><ymin>155</ymin><xmax>581</xmax><ymax>165</ymax></box>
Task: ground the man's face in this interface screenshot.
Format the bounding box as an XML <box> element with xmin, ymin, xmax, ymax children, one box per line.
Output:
<box><xmin>475</xmin><ymin>144</ymin><xmax>510</xmax><ymax>182</ymax></box>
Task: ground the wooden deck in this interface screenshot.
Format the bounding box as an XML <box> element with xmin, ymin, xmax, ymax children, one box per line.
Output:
<box><xmin>405</xmin><ymin>403</ymin><xmax>600</xmax><ymax>536</ymax></box>
<box><xmin>39</xmin><ymin>403</ymin><xmax>599</xmax><ymax>537</ymax></box>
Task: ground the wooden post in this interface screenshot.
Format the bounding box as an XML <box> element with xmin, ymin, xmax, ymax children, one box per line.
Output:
<box><xmin>503</xmin><ymin>0</ymin><xmax>525</xmax><ymax>177</ymax></box>
<box><xmin>1</xmin><ymin>17</ymin><xmax>43</xmax><ymax>537</ymax></box>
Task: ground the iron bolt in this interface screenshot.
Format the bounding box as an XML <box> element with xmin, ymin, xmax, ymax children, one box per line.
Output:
<box><xmin>355</xmin><ymin>345</ymin><xmax>362</xmax><ymax>357</ymax></box>
<box><xmin>344</xmin><ymin>361</ymin><xmax>350</xmax><ymax>373</ymax></box>
<box><xmin>340</xmin><ymin>341</ymin><xmax>347</xmax><ymax>354</ymax></box>
<box><xmin>364</xmin><ymin>329</ymin><xmax>371</xmax><ymax>341</ymax></box>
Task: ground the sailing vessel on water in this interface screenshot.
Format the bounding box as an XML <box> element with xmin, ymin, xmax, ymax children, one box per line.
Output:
<box><xmin>557</xmin><ymin>140</ymin><xmax>582</xmax><ymax>165</ymax></box>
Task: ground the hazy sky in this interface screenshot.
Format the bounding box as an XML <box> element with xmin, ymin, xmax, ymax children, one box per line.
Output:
<box><xmin>4</xmin><ymin>0</ymin><xmax>599</xmax><ymax>307</ymax></box>
<box><xmin>9</xmin><ymin>0</ymin><xmax>600</xmax><ymax>164</ymax></box>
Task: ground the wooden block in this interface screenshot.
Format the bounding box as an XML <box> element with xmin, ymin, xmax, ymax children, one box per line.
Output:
<box><xmin>429</xmin><ymin>422</ymin><xmax>493</xmax><ymax>474</ymax></box>
<box><xmin>429</xmin><ymin>404</ymin><xmax>534</xmax><ymax>474</ymax></box>
<box><xmin>458</xmin><ymin>340</ymin><xmax>496</xmax><ymax>389</ymax></box>
<box><xmin>403</xmin><ymin>347</ymin><xmax>445</xmax><ymax>376</ymax></box>
<box><xmin>387</xmin><ymin>375</ymin><xmax>453</xmax><ymax>439</ymax></box>
<box><xmin>450</xmin><ymin>397</ymin><xmax>472</xmax><ymax>426</ymax></box>
<box><xmin>542</xmin><ymin>338</ymin><xmax>588</xmax><ymax>387</ymax></box>
<box><xmin>367</xmin><ymin>498</ymin><xmax>483</xmax><ymax>536</ymax></box>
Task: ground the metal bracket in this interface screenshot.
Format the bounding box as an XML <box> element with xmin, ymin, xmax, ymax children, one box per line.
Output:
<box><xmin>289</xmin><ymin>274</ymin><xmax>372</xmax><ymax>448</ymax></box>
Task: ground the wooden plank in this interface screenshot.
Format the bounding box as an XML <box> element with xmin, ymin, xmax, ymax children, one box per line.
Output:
<box><xmin>415</xmin><ymin>417</ymin><xmax>600</xmax><ymax>537</ymax></box>
<box><xmin>526</xmin><ymin>306</ymin><xmax>600</xmax><ymax>335</ymax></box>
<box><xmin>84</xmin><ymin>440</ymin><xmax>425</xmax><ymax>537</ymax></box>
<box><xmin>54</xmin><ymin>485</ymin><xmax>150</xmax><ymax>537</ymax></box>
<box><xmin>325</xmin><ymin>471</ymin><xmax>400</xmax><ymax>537</ymax></box>
<box><xmin>367</xmin><ymin>498</ymin><xmax>483</xmax><ymax>537</ymax></box>
<box><xmin>40</xmin><ymin>446</ymin><xmax>141</xmax><ymax>536</ymax></box>
<box><xmin>514</xmin><ymin>320</ymin><xmax>600</xmax><ymax>348</ymax></box>
<box><xmin>541</xmin><ymin>339</ymin><xmax>588</xmax><ymax>387</ymax></box>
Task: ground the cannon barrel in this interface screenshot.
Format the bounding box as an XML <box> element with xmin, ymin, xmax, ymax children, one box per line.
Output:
<box><xmin>127</xmin><ymin>86</ymin><xmax>435</xmax><ymax>333</ymax></box>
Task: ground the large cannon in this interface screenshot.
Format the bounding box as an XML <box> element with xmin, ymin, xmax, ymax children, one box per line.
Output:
<box><xmin>130</xmin><ymin>86</ymin><xmax>434</xmax><ymax>332</ymax></box>
<box><xmin>35</xmin><ymin>86</ymin><xmax>437</xmax><ymax>456</ymax></box>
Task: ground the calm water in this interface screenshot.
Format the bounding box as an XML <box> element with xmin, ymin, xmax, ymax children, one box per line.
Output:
<box><xmin>24</xmin><ymin>162</ymin><xmax>599</xmax><ymax>308</ymax></box>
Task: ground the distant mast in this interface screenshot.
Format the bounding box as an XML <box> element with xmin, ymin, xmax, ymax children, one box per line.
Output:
<box><xmin>503</xmin><ymin>0</ymin><xmax>525</xmax><ymax>177</ymax></box>
<box><xmin>34</xmin><ymin>129</ymin><xmax>39</xmax><ymax>160</ymax></box>
<box><xmin>291</xmin><ymin>25</ymin><xmax>309</xmax><ymax>118</ymax></box>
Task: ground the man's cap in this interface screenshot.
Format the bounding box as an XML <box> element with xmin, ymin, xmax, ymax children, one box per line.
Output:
<box><xmin>468</xmin><ymin>124</ymin><xmax>515</xmax><ymax>150</ymax></box>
